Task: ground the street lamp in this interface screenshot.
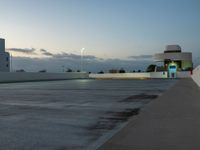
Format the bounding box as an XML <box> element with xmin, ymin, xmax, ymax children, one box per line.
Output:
<box><xmin>81</xmin><ymin>48</ymin><xmax>85</xmax><ymax>72</ymax></box>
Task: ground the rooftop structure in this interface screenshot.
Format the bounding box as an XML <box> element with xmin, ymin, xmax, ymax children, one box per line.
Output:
<box><xmin>154</xmin><ymin>45</ymin><xmax>193</xmax><ymax>78</ymax></box>
<box><xmin>164</xmin><ymin>45</ymin><xmax>182</xmax><ymax>53</ymax></box>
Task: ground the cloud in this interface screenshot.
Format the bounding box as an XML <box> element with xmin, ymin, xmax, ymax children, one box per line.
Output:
<box><xmin>53</xmin><ymin>52</ymin><xmax>97</xmax><ymax>60</ymax></box>
<box><xmin>40</xmin><ymin>49</ymin><xmax>47</xmax><ymax>53</ymax></box>
<box><xmin>53</xmin><ymin>53</ymin><xmax>81</xmax><ymax>59</ymax></box>
<box><xmin>6</xmin><ymin>48</ymin><xmax>36</xmax><ymax>54</ymax></box>
<box><xmin>40</xmin><ymin>49</ymin><xmax>97</xmax><ymax>60</ymax></box>
<box><xmin>128</xmin><ymin>55</ymin><xmax>153</xmax><ymax>59</ymax></box>
<box><xmin>40</xmin><ymin>49</ymin><xmax>54</xmax><ymax>56</ymax></box>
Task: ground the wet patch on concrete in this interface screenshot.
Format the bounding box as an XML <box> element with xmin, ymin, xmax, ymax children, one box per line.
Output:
<box><xmin>88</xmin><ymin>93</ymin><xmax>159</xmax><ymax>133</ymax></box>
<box><xmin>88</xmin><ymin>108</ymin><xmax>140</xmax><ymax>131</ymax></box>
<box><xmin>56</xmin><ymin>145</ymin><xmax>84</xmax><ymax>150</ymax></box>
<box><xmin>120</xmin><ymin>93</ymin><xmax>158</xmax><ymax>103</ymax></box>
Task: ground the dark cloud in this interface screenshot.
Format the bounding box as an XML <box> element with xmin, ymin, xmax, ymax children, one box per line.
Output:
<box><xmin>40</xmin><ymin>49</ymin><xmax>54</xmax><ymax>56</ymax></box>
<box><xmin>128</xmin><ymin>55</ymin><xmax>153</xmax><ymax>59</ymax></box>
<box><xmin>40</xmin><ymin>49</ymin><xmax>97</xmax><ymax>60</ymax></box>
<box><xmin>53</xmin><ymin>52</ymin><xmax>97</xmax><ymax>60</ymax></box>
<box><xmin>7</xmin><ymin>48</ymin><xmax>36</xmax><ymax>54</ymax></box>
<box><xmin>53</xmin><ymin>52</ymin><xmax>81</xmax><ymax>59</ymax></box>
<box><xmin>40</xmin><ymin>49</ymin><xmax>47</xmax><ymax>53</ymax></box>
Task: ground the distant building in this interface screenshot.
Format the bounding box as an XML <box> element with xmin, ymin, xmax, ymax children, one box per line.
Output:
<box><xmin>0</xmin><ymin>38</ymin><xmax>10</xmax><ymax>72</ymax></box>
<box><xmin>154</xmin><ymin>45</ymin><xmax>193</xmax><ymax>78</ymax></box>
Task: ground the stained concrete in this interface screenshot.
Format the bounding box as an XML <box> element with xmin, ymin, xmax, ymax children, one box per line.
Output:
<box><xmin>98</xmin><ymin>78</ymin><xmax>200</xmax><ymax>150</ymax></box>
<box><xmin>0</xmin><ymin>79</ymin><xmax>175</xmax><ymax>150</ymax></box>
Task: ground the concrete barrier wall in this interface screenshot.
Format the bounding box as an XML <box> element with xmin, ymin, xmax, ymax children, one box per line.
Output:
<box><xmin>150</xmin><ymin>72</ymin><xmax>168</xmax><ymax>78</ymax></box>
<box><xmin>0</xmin><ymin>72</ymin><xmax>89</xmax><ymax>83</ymax></box>
<box><xmin>90</xmin><ymin>71</ymin><xmax>192</xmax><ymax>79</ymax></box>
<box><xmin>192</xmin><ymin>65</ymin><xmax>200</xmax><ymax>87</ymax></box>
<box><xmin>177</xmin><ymin>71</ymin><xmax>191</xmax><ymax>78</ymax></box>
<box><xmin>89</xmin><ymin>73</ymin><xmax>151</xmax><ymax>79</ymax></box>
<box><xmin>151</xmin><ymin>71</ymin><xmax>191</xmax><ymax>79</ymax></box>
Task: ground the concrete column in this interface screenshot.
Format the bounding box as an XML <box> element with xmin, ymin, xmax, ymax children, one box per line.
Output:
<box><xmin>0</xmin><ymin>38</ymin><xmax>5</xmax><ymax>52</ymax></box>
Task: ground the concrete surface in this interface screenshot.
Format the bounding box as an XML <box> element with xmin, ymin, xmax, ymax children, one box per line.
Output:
<box><xmin>98</xmin><ymin>78</ymin><xmax>200</xmax><ymax>150</ymax></box>
<box><xmin>0</xmin><ymin>72</ymin><xmax>88</xmax><ymax>83</ymax></box>
<box><xmin>0</xmin><ymin>79</ymin><xmax>175</xmax><ymax>150</ymax></box>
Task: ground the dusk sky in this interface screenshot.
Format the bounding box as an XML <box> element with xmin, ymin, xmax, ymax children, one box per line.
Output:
<box><xmin>0</xmin><ymin>0</ymin><xmax>200</xmax><ymax>72</ymax></box>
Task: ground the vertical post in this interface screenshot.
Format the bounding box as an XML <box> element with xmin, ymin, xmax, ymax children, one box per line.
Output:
<box><xmin>10</xmin><ymin>54</ymin><xmax>12</xmax><ymax>72</ymax></box>
<box><xmin>81</xmin><ymin>48</ymin><xmax>85</xmax><ymax>72</ymax></box>
<box><xmin>81</xmin><ymin>53</ymin><xmax>82</xmax><ymax>72</ymax></box>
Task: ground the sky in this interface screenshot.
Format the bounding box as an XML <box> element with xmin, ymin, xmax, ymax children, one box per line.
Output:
<box><xmin>0</xmin><ymin>0</ymin><xmax>200</xmax><ymax>72</ymax></box>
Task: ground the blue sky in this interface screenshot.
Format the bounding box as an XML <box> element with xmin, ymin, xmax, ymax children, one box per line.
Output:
<box><xmin>0</xmin><ymin>0</ymin><xmax>200</xmax><ymax>72</ymax></box>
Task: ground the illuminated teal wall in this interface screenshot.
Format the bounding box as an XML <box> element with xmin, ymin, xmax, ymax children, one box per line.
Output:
<box><xmin>164</xmin><ymin>60</ymin><xmax>193</xmax><ymax>71</ymax></box>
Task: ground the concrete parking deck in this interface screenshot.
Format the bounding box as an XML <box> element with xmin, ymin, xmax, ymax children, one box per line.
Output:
<box><xmin>98</xmin><ymin>78</ymin><xmax>200</xmax><ymax>150</ymax></box>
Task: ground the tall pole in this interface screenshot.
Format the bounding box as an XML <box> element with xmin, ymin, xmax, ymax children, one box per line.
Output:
<box><xmin>81</xmin><ymin>48</ymin><xmax>85</xmax><ymax>72</ymax></box>
<box><xmin>10</xmin><ymin>53</ymin><xmax>12</xmax><ymax>72</ymax></box>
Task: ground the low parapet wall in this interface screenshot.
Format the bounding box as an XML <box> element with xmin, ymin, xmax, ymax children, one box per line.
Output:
<box><xmin>192</xmin><ymin>65</ymin><xmax>200</xmax><ymax>87</ymax></box>
<box><xmin>0</xmin><ymin>72</ymin><xmax>89</xmax><ymax>83</ymax></box>
<box><xmin>89</xmin><ymin>73</ymin><xmax>151</xmax><ymax>79</ymax></box>
<box><xmin>150</xmin><ymin>72</ymin><xmax>168</xmax><ymax>78</ymax></box>
<box><xmin>177</xmin><ymin>71</ymin><xmax>192</xmax><ymax>78</ymax></box>
<box><xmin>89</xmin><ymin>71</ymin><xmax>191</xmax><ymax>79</ymax></box>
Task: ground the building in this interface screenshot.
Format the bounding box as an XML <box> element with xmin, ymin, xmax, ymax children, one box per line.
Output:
<box><xmin>0</xmin><ymin>38</ymin><xmax>10</xmax><ymax>72</ymax></box>
<box><xmin>154</xmin><ymin>45</ymin><xmax>192</xmax><ymax>78</ymax></box>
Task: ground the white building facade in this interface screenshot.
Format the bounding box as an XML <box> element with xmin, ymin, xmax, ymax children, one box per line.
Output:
<box><xmin>154</xmin><ymin>45</ymin><xmax>192</xmax><ymax>78</ymax></box>
<box><xmin>0</xmin><ymin>38</ymin><xmax>10</xmax><ymax>72</ymax></box>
